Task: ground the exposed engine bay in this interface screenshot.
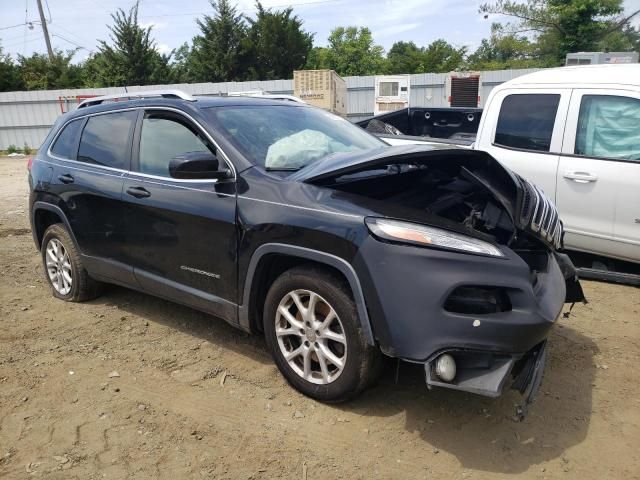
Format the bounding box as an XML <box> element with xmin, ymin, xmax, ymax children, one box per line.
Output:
<box><xmin>297</xmin><ymin>146</ymin><xmax>584</xmax><ymax>303</ymax></box>
<box><xmin>314</xmin><ymin>151</ymin><xmax>547</xmax><ymax>250</ymax></box>
<box><xmin>334</xmin><ymin>163</ymin><xmax>519</xmax><ymax>245</ymax></box>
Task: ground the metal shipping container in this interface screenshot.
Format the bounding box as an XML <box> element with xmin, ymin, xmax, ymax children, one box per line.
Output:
<box><xmin>293</xmin><ymin>70</ymin><xmax>347</xmax><ymax>116</ymax></box>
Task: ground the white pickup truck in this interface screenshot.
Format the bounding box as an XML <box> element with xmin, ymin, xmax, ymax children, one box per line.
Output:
<box><xmin>372</xmin><ymin>65</ymin><xmax>640</xmax><ymax>272</ymax></box>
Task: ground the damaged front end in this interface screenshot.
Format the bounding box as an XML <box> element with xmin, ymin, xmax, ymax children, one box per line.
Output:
<box><xmin>294</xmin><ymin>145</ymin><xmax>585</xmax><ymax>412</ymax></box>
<box><xmin>425</xmin><ymin>342</ymin><xmax>547</xmax><ymax>420</ymax></box>
<box><xmin>295</xmin><ymin>145</ymin><xmax>586</xmax><ymax>305</ymax></box>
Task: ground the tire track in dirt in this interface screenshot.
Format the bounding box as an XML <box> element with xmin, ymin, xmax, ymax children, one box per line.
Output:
<box><xmin>119</xmin><ymin>372</ymin><xmax>443</xmax><ymax>478</ymax></box>
<box><xmin>0</xmin><ymin>228</ymin><xmax>30</xmax><ymax>238</ymax></box>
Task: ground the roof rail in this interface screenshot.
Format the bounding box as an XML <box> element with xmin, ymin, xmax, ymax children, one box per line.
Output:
<box><xmin>252</xmin><ymin>94</ymin><xmax>306</xmax><ymax>104</ymax></box>
<box><xmin>226</xmin><ymin>91</ymin><xmax>306</xmax><ymax>104</ymax></box>
<box><xmin>77</xmin><ymin>89</ymin><xmax>195</xmax><ymax>109</ymax></box>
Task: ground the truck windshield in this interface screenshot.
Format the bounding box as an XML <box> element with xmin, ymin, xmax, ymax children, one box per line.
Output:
<box><xmin>203</xmin><ymin>105</ymin><xmax>384</xmax><ymax>170</ymax></box>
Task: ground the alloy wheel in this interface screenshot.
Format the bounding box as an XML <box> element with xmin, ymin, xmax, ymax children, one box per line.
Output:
<box><xmin>45</xmin><ymin>238</ymin><xmax>72</xmax><ymax>295</ymax></box>
<box><xmin>275</xmin><ymin>289</ymin><xmax>347</xmax><ymax>385</ymax></box>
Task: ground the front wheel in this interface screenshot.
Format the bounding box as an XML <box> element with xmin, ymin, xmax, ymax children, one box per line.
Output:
<box><xmin>263</xmin><ymin>266</ymin><xmax>379</xmax><ymax>402</ymax></box>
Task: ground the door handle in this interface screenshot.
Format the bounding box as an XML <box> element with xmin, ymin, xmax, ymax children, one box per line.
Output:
<box><xmin>563</xmin><ymin>171</ymin><xmax>598</xmax><ymax>183</ymax></box>
<box><xmin>58</xmin><ymin>174</ymin><xmax>74</xmax><ymax>184</ymax></box>
<box><xmin>126</xmin><ymin>186</ymin><xmax>151</xmax><ymax>199</ymax></box>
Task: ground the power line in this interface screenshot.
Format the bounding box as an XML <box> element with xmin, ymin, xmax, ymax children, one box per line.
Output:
<box><xmin>51</xmin><ymin>32</ymin><xmax>87</xmax><ymax>50</ymax></box>
<box><xmin>42</xmin><ymin>0</ymin><xmax>95</xmax><ymax>49</ymax></box>
<box><xmin>3</xmin><ymin>31</ymin><xmax>88</xmax><ymax>53</ymax></box>
<box><xmin>44</xmin><ymin>0</ymin><xmax>52</xmax><ymax>22</ymax></box>
<box><xmin>1</xmin><ymin>31</ymin><xmax>38</xmax><ymax>43</ymax></box>
<box><xmin>0</xmin><ymin>22</ymin><xmax>30</xmax><ymax>31</ymax></box>
<box><xmin>3</xmin><ymin>34</ymin><xmax>44</xmax><ymax>49</ymax></box>
<box><xmin>49</xmin><ymin>22</ymin><xmax>92</xmax><ymax>47</ymax></box>
<box><xmin>2</xmin><ymin>22</ymin><xmax>86</xmax><ymax>46</ymax></box>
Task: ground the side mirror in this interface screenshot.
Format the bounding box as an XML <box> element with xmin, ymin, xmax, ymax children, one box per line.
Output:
<box><xmin>169</xmin><ymin>151</ymin><xmax>232</xmax><ymax>180</ymax></box>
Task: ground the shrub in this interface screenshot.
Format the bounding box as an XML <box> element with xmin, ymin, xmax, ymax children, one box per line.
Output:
<box><xmin>22</xmin><ymin>143</ymin><xmax>32</xmax><ymax>155</ymax></box>
<box><xmin>6</xmin><ymin>145</ymin><xmax>19</xmax><ymax>154</ymax></box>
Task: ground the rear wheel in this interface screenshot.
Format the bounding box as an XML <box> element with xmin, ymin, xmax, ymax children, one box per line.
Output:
<box><xmin>263</xmin><ymin>265</ymin><xmax>379</xmax><ymax>402</ymax></box>
<box><xmin>41</xmin><ymin>224</ymin><xmax>101</xmax><ymax>302</ymax></box>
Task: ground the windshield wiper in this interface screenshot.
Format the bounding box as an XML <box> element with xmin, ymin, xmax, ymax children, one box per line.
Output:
<box><xmin>265</xmin><ymin>167</ymin><xmax>303</xmax><ymax>172</ymax></box>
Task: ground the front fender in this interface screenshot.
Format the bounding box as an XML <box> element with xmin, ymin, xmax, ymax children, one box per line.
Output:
<box><xmin>239</xmin><ymin>243</ymin><xmax>375</xmax><ymax>345</ymax></box>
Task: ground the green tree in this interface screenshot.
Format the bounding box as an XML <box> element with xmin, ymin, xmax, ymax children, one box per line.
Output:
<box><xmin>167</xmin><ymin>42</ymin><xmax>196</xmax><ymax>83</ymax></box>
<box><xmin>150</xmin><ymin>52</ymin><xmax>175</xmax><ymax>84</ymax></box>
<box><xmin>0</xmin><ymin>44</ymin><xmax>23</xmax><ymax>92</ymax></box>
<box><xmin>81</xmin><ymin>52</ymin><xmax>113</xmax><ymax>87</ymax></box>
<box><xmin>18</xmin><ymin>50</ymin><xmax>83</xmax><ymax>90</ymax></box>
<box><xmin>305</xmin><ymin>46</ymin><xmax>330</xmax><ymax>69</ymax></box>
<box><xmin>467</xmin><ymin>23</ymin><xmax>551</xmax><ymax>69</ymax></box>
<box><xmin>324</xmin><ymin>26</ymin><xmax>385</xmax><ymax>76</ymax></box>
<box><xmin>86</xmin><ymin>1</ymin><xmax>169</xmax><ymax>86</ymax></box>
<box><xmin>597</xmin><ymin>23</ymin><xmax>640</xmax><ymax>52</ymax></box>
<box><xmin>623</xmin><ymin>24</ymin><xmax>640</xmax><ymax>51</ymax></box>
<box><xmin>480</xmin><ymin>0</ymin><xmax>640</xmax><ymax>64</ymax></box>
<box><xmin>422</xmin><ymin>39</ymin><xmax>466</xmax><ymax>72</ymax></box>
<box><xmin>386</xmin><ymin>41</ymin><xmax>424</xmax><ymax>73</ymax></box>
<box><xmin>191</xmin><ymin>0</ymin><xmax>247</xmax><ymax>82</ymax></box>
<box><xmin>385</xmin><ymin>39</ymin><xmax>466</xmax><ymax>74</ymax></box>
<box><xmin>244</xmin><ymin>1</ymin><xmax>314</xmax><ymax>80</ymax></box>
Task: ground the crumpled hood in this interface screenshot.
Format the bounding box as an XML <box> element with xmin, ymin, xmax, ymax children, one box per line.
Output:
<box><xmin>289</xmin><ymin>144</ymin><xmax>457</xmax><ymax>183</ymax></box>
<box><xmin>290</xmin><ymin>144</ymin><xmax>563</xmax><ymax>251</ymax></box>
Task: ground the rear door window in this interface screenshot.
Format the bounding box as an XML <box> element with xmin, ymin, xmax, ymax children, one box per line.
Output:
<box><xmin>575</xmin><ymin>95</ymin><xmax>640</xmax><ymax>162</ymax></box>
<box><xmin>495</xmin><ymin>94</ymin><xmax>560</xmax><ymax>152</ymax></box>
<box><xmin>50</xmin><ymin>118</ymin><xmax>83</xmax><ymax>159</ymax></box>
<box><xmin>77</xmin><ymin>111</ymin><xmax>137</xmax><ymax>169</ymax></box>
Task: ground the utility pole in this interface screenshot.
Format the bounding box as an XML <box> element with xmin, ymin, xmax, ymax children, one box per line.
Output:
<box><xmin>36</xmin><ymin>0</ymin><xmax>54</xmax><ymax>60</ymax></box>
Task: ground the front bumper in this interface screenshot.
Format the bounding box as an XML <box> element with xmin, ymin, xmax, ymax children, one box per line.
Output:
<box><xmin>353</xmin><ymin>236</ymin><xmax>570</xmax><ymax>399</ymax></box>
<box><xmin>424</xmin><ymin>341</ymin><xmax>547</xmax><ymax>408</ymax></box>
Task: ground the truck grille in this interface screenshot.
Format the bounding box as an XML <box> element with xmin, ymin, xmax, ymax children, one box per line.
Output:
<box><xmin>516</xmin><ymin>175</ymin><xmax>562</xmax><ymax>249</ymax></box>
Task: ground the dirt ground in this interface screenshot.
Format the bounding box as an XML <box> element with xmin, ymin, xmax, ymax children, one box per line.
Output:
<box><xmin>0</xmin><ymin>156</ymin><xmax>639</xmax><ymax>480</ymax></box>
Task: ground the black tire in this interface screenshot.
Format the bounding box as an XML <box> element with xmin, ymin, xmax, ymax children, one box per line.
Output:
<box><xmin>41</xmin><ymin>224</ymin><xmax>101</xmax><ymax>302</ymax></box>
<box><xmin>263</xmin><ymin>265</ymin><xmax>380</xmax><ymax>402</ymax></box>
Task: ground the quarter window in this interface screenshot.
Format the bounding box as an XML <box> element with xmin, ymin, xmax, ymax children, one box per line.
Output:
<box><xmin>495</xmin><ymin>94</ymin><xmax>560</xmax><ymax>152</ymax></box>
<box><xmin>575</xmin><ymin>95</ymin><xmax>640</xmax><ymax>161</ymax></box>
<box><xmin>138</xmin><ymin>113</ymin><xmax>212</xmax><ymax>177</ymax></box>
<box><xmin>50</xmin><ymin>119</ymin><xmax>83</xmax><ymax>159</ymax></box>
<box><xmin>77</xmin><ymin>111</ymin><xmax>137</xmax><ymax>169</ymax></box>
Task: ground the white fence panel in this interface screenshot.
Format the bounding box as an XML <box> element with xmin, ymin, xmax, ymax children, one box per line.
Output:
<box><xmin>0</xmin><ymin>68</ymin><xmax>541</xmax><ymax>150</ymax></box>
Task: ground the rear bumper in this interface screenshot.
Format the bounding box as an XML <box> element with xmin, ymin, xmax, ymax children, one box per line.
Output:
<box><xmin>354</xmin><ymin>237</ymin><xmax>567</xmax><ymax>363</ymax></box>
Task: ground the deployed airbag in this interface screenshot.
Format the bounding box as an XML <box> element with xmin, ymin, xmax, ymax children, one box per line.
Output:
<box><xmin>266</xmin><ymin>129</ymin><xmax>355</xmax><ymax>169</ymax></box>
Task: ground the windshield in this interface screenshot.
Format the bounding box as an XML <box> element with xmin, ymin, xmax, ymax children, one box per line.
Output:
<box><xmin>203</xmin><ymin>105</ymin><xmax>384</xmax><ymax>170</ymax></box>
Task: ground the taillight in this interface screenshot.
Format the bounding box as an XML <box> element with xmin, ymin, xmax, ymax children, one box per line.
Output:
<box><xmin>27</xmin><ymin>157</ymin><xmax>33</xmax><ymax>171</ymax></box>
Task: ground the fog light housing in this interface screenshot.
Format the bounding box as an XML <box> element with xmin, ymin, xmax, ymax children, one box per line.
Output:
<box><xmin>435</xmin><ymin>354</ymin><xmax>457</xmax><ymax>382</ymax></box>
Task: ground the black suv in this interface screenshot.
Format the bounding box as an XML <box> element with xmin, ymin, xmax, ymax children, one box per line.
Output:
<box><xmin>28</xmin><ymin>90</ymin><xmax>584</xmax><ymax>406</ymax></box>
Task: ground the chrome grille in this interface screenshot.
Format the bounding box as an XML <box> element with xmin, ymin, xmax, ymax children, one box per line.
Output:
<box><xmin>516</xmin><ymin>175</ymin><xmax>562</xmax><ymax>249</ymax></box>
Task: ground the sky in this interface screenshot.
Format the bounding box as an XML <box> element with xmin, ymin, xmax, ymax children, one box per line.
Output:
<box><xmin>1</xmin><ymin>0</ymin><xmax>640</xmax><ymax>63</ymax></box>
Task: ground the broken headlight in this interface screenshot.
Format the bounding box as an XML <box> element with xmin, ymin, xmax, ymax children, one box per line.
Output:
<box><xmin>365</xmin><ymin>218</ymin><xmax>504</xmax><ymax>257</ymax></box>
